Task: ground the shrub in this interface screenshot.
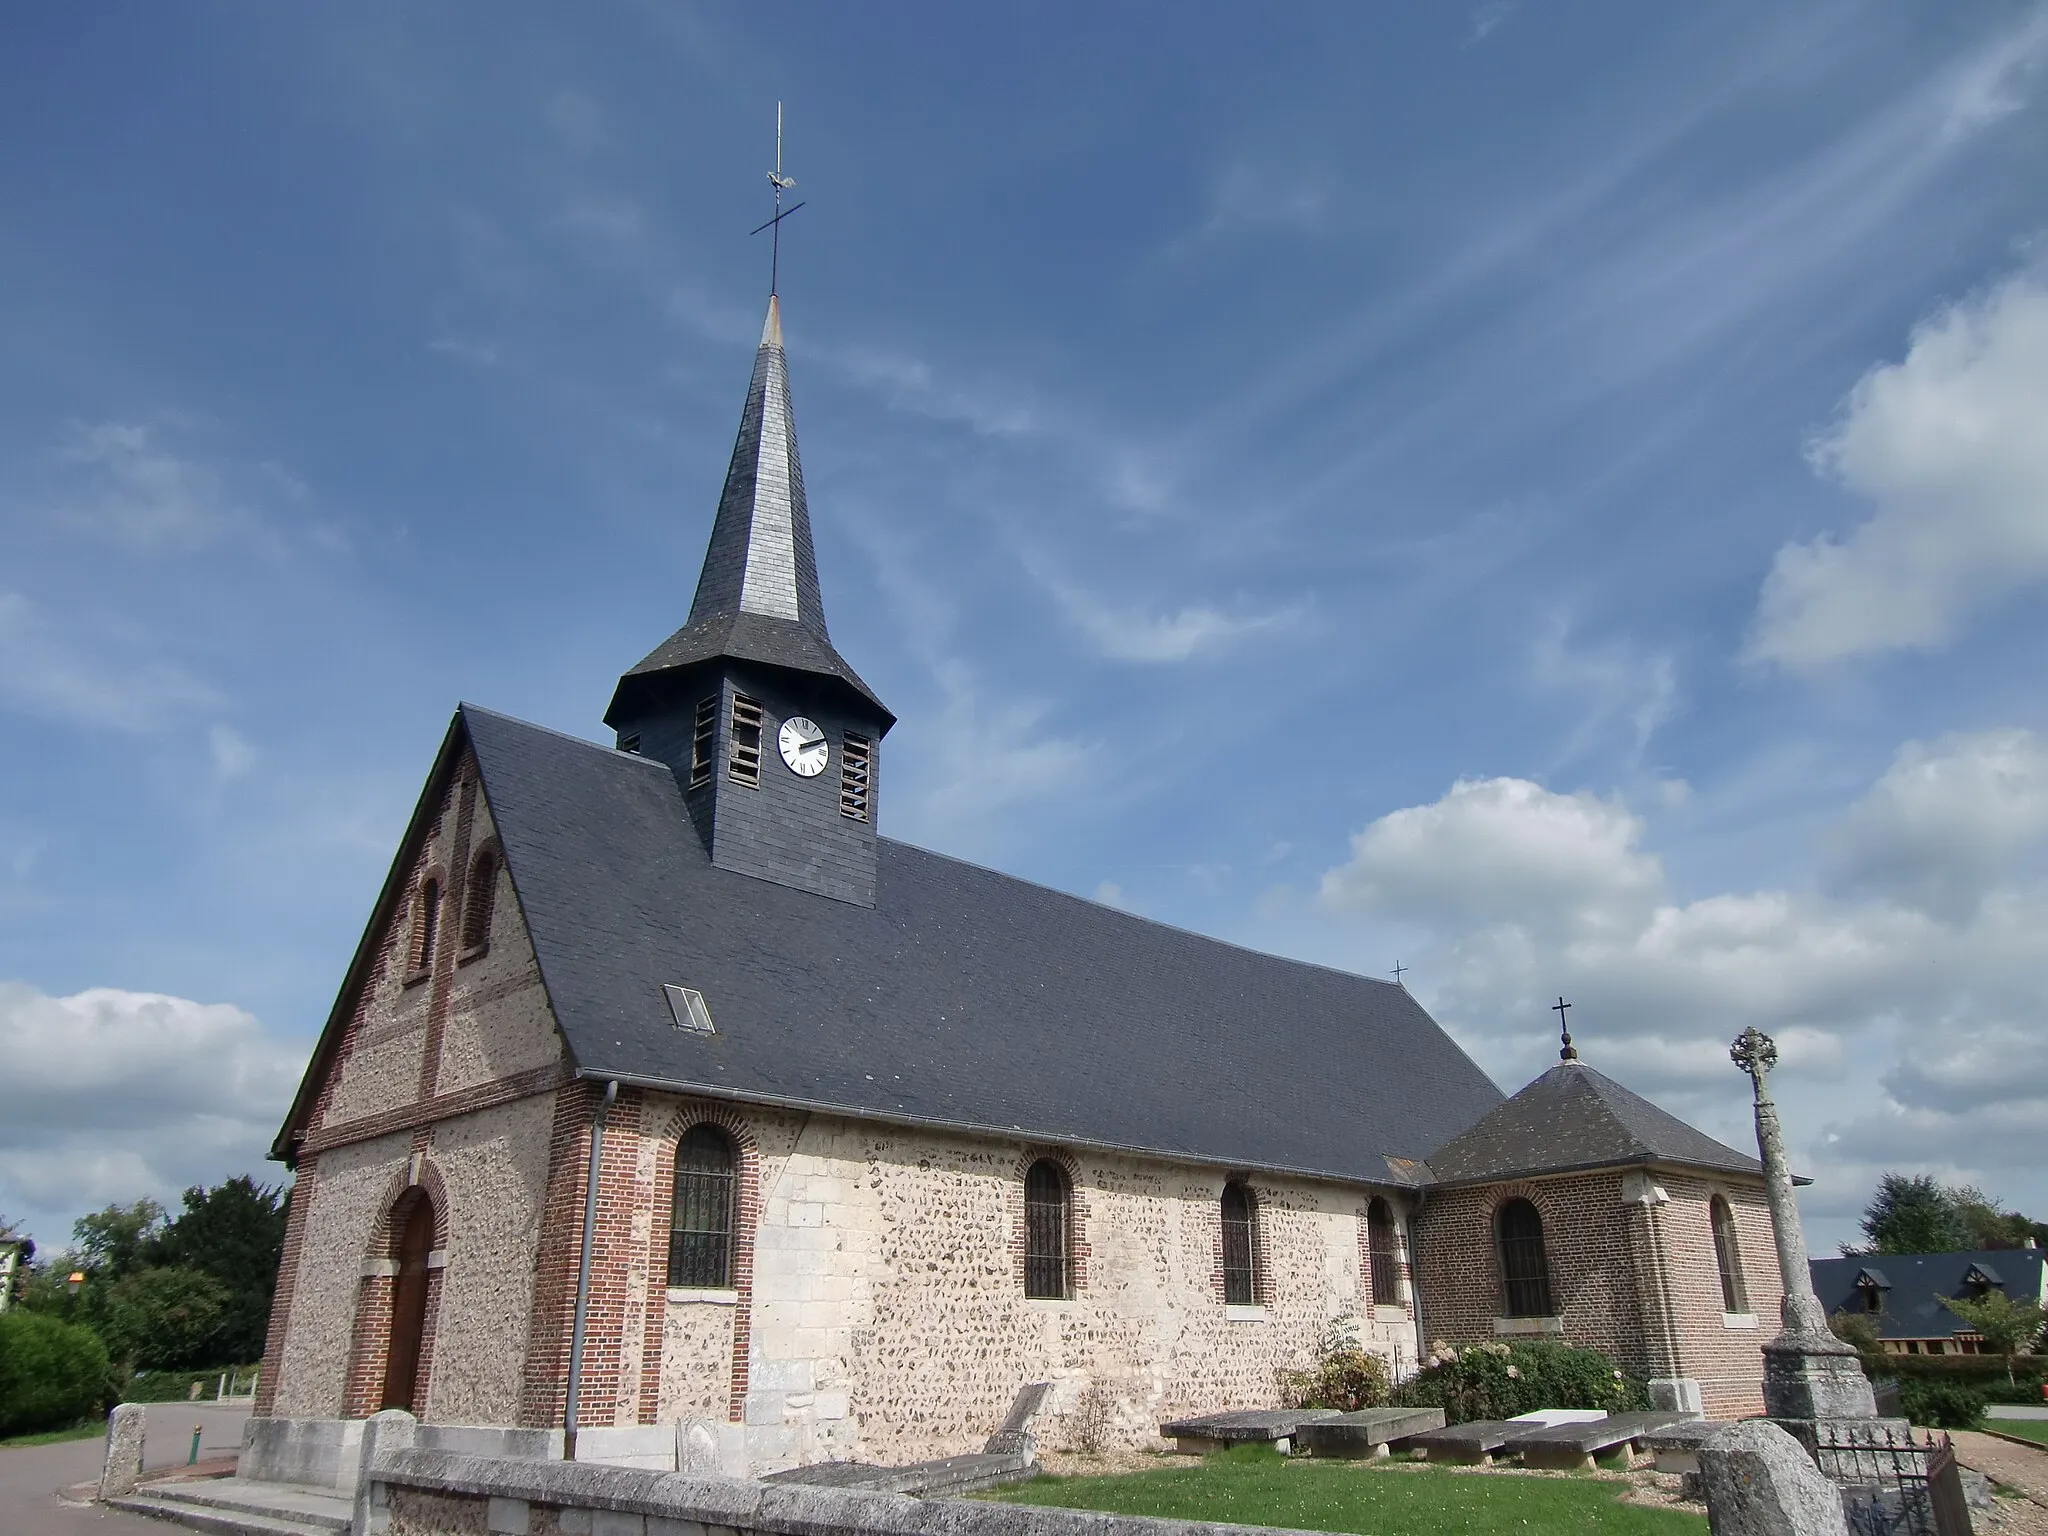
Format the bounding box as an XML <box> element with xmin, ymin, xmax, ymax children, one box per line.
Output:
<box><xmin>0</xmin><ymin>1311</ymin><xmax>112</xmax><ymax>1437</ymax></box>
<box><xmin>124</xmin><ymin>1365</ymin><xmax>261</xmax><ymax>1404</ymax></box>
<box><xmin>1391</xmin><ymin>1339</ymin><xmax>1649</xmax><ymax>1424</ymax></box>
<box><xmin>1277</xmin><ymin>1318</ymin><xmax>1391</xmax><ymax>1412</ymax></box>
<box><xmin>1899</xmin><ymin>1379</ymin><xmax>1984</xmax><ymax>1430</ymax></box>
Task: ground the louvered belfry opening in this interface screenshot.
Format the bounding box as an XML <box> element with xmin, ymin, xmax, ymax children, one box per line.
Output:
<box><xmin>1711</xmin><ymin>1195</ymin><xmax>1747</xmax><ymax>1313</ymax></box>
<box><xmin>1221</xmin><ymin>1181</ymin><xmax>1257</xmax><ymax>1306</ymax></box>
<box><xmin>1023</xmin><ymin>1159</ymin><xmax>1071</xmax><ymax>1299</ymax></box>
<box><xmin>669</xmin><ymin>1124</ymin><xmax>736</xmax><ymax>1288</ymax></box>
<box><xmin>1367</xmin><ymin>1197</ymin><xmax>1402</xmax><ymax>1307</ymax></box>
<box><xmin>1496</xmin><ymin>1197</ymin><xmax>1552</xmax><ymax>1317</ymax></box>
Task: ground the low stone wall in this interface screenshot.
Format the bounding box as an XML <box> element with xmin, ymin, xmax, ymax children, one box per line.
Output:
<box><xmin>241</xmin><ymin>1416</ymin><xmax>688</xmax><ymax>1493</ymax></box>
<box><xmin>364</xmin><ymin>1448</ymin><xmax>1301</xmax><ymax>1536</ymax></box>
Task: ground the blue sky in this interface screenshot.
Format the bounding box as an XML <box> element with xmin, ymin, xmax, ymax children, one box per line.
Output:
<box><xmin>4</xmin><ymin>3</ymin><xmax>2046</xmax><ymax>1256</ymax></box>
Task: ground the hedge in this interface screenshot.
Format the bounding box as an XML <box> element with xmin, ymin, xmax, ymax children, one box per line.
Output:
<box><xmin>0</xmin><ymin>1312</ymin><xmax>112</xmax><ymax>1437</ymax></box>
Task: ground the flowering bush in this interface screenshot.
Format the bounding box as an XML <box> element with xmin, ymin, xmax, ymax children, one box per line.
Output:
<box><xmin>1390</xmin><ymin>1339</ymin><xmax>1648</xmax><ymax>1424</ymax></box>
<box><xmin>1276</xmin><ymin>1316</ymin><xmax>1392</xmax><ymax>1412</ymax></box>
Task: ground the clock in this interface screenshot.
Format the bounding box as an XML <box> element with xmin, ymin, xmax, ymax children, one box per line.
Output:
<box><xmin>778</xmin><ymin>716</ymin><xmax>829</xmax><ymax>777</ymax></box>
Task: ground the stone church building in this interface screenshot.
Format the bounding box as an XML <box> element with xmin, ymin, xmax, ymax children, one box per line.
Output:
<box><xmin>254</xmin><ymin>293</ymin><xmax>1784</xmax><ymax>1474</ymax></box>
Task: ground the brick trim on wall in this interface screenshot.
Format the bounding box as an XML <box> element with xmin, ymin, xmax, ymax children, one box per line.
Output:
<box><xmin>253</xmin><ymin>1155</ymin><xmax>317</xmax><ymax>1416</ymax></box>
<box><xmin>1005</xmin><ymin>1146</ymin><xmax>1091</xmax><ymax>1299</ymax></box>
<box><xmin>299</xmin><ymin>1063</ymin><xmax>571</xmax><ymax>1156</ymax></box>
<box><xmin>341</xmin><ymin>1154</ymin><xmax>450</xmax><ymax>1419</ymax></box>
<box><xmin>1207</xmin><ymin>1176</ymin><xmax>1272</xmax><ymax>1306</ymax></box>
<box><xmin>520</xmin><ymin>1085</ymin><xmax>593</xmax><ymax>1429</ymax></box>
<box><xmin>639</xmin><ymin>1098</ymin><xmax>762</xmax><ymax>1424</ymax></box>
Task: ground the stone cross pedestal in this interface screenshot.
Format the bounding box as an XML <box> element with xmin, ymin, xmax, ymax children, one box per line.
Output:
<box><xmin>1729</xmin><ymin>1028</ymin><xmax>1878</xmax><ymax>1423</ymax></box>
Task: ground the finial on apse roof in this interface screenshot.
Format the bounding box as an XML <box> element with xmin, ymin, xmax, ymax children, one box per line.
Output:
<box><xmin>1552</xmin><ymin>995</ymin><xmax>1577</xmax><ymax>1061</ymax></box>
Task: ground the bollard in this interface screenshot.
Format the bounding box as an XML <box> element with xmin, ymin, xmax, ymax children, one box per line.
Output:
<box><xmin>188</xmin><ymin>1424</ymin><xmax>202</xmax><ymax>1465</ymax></box>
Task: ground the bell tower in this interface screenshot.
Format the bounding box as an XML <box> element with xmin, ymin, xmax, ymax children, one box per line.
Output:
<box><xmin>604</xmin><ymin>295</ymin><xmax>894</xmax><ymax>906</ymax></box>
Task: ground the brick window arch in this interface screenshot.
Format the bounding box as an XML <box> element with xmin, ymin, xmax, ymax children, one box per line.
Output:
<box><xmin>668</xmin><ymin>1123</ymin><xmax>737</xmax><ymax>1289</ymax></box>
<box><xmin>1711</xmin><ymin>1195</ymin><xmax>1748</xmax><ymax>1313</ymax></box>
<box><xmin>1496</xmin><ymin>1196</ymin><xmax>1552</xmax><ymax>1318</ymax></box>
<box><xmin>409</xmin><ymin>876</ymin><xmax>442</xmax><ymax>975</ymax></box>
<box><xmin>461</xmin><ymin>844</ymin><xmax>498</xmax><ymax>953</ymax></box>
<box><xmin>1367</xmin><ymin>1197</ymin><xmax>1402</xmax><ymax>1307</ymax></box>
<box><xmin>1023</xmin><ymin>1159</ymin><xmax>1072</xmax><ymax>1299</ymax></box>
<box><xmin>1222</xmin><ymin>1181</ymin><xmax>1259</xmax><ymax>1306</ymax></box>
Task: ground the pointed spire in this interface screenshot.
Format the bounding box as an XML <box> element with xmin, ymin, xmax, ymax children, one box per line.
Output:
<box><xmin>687</xmin><ymin>294</ymin><xmax>828</xmax><ymax>638</ymax></box>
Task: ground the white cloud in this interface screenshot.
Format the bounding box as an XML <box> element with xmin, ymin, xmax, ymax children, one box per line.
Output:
<box><xmin>1470</xmin><ymin>1</ymin><xmax>1518</xmax><ymax>44</ymax></box>
<box><xmin>1034</xmin><ymin>565</ymin><xmax>1306</xmax><ymax>664</ymax></box>
<box><xmin>1321</xmin><ymin>776</ymin><xmax>1661</xmax><ymax>933</ymax></box>
<box><xmin>44</xmin><ymin>420</ymin><xmax>292</xmax><ymax>554</ymax></box>
<box><xmin>0</xmin><ymin>982</ymin><xmax>304</xmax><ymax>1249</ymax></box>
<box><xmin>1314</xmin><ymin>755</ymin><xmax>2048</xmax><ymax>1248</ymax></box>
<box><xmin>0</xmin><ymin>592</ymin><xmax>222</xmax><ymax>731</ymax></box>
<box><xmin>1748</xmin><ymin>266</ymin><xmax>2048</xmax><ymax>668</ymax></box>
<box><xmin>1824</xmin><ymin>729</ymin><xmax>2048</xmax><ymax>919</ymax></box>
<box><xmin>210</xmin><ymin>724</ymin><xmax>257</xmax><ymax>781</ymax></box>
<box><xmin>1529</xmin><ymin>616</ymin><xmax>1677</xmax><ymax>769</ymax></box>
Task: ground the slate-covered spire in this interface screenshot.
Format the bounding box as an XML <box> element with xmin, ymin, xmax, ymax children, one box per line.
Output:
<box><xmin>606</xmin><ymin>293</ymin><xmax>891</xmax><ymax>730</ymax></box>
<box><xmin>687</xmin><ymin>296</ymin><xmax>829</xmax><ymax>638</ymax></box>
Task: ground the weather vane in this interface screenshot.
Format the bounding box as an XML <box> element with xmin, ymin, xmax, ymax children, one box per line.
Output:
<box><xmin>748</xmin><ymin>101</ymin><xmax>806</xmax><ymax>296</ymax></box>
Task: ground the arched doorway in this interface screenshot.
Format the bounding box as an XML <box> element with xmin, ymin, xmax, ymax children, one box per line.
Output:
<box><xmin>380</xmin><ymin>1195</ymin><xmax>436</xmax><ymax>1412</ymax></box>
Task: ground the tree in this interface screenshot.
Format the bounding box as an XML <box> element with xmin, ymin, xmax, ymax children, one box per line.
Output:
<box><xmin>99</xmin><ymin>1267</ymin><xmax>229</xmax><ymax>1372</ymax></box>
<box><xmin>1829</xmin><ymin>1308</ymin><xmax>1883</xmax><ymax>1354</ymax></box>
<box><xmin>1857</xmin><ymin>1175</ymin><xmax>1972</xmax><ymax>1255</ymax></box>
<box><xmin>1951</xmin><ymin>1186</ymin><xmax>2048</xmax><ymax>1251</ymax></box>
<box><xmin>1939</xmin><ymin>1291</ymin><xmax>2048</xmax><ymax>1385</ymax></box>
<box><xmin>71</xmin><ymin>1200</ymin><xmax>165</xmax><ymax>1282</ymax></box>
<box><xmin>153</xmin><ymin>1177</ymin><xmax>288</xmax><ymax>1365</ymax></box>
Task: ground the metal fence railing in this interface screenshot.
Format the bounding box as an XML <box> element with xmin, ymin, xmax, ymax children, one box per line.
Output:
<box><xmin>1814</xmin><ymin>1420</ymin><xmax>1973</xmax><ymax>1536</ymax></box>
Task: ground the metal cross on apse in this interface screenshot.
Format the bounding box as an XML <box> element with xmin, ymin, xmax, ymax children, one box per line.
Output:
<box><xmin>1390</xmin><ymin>962</ymin><xmax>1407</xmax><ymax>987</ymax></box>
<box><xmin>1552</xmin><ymin>995</ymin><xmax>1577</xmax><ymax>1061</ymax></box>
<box><xmin>749</xmin><ymin>101</ymin><xmax>806</xmax><ymax>296</ymax></box>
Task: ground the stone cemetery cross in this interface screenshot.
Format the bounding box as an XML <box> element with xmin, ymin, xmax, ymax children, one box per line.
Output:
<box><xmin>1730</xmin><ymin>1026</ymin><xmax>1878</xmax><ymax>1422</ymax></box>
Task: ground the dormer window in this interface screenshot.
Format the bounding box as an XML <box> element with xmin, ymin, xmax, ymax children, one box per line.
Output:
<box><xmin>1961</xmin><ymin>1263</ymin><xmax>2002</xmax><ymax>1300</ymax></box>
<box><xmin>839</xmin><ymin>732</ymin><xmax>871</xmax><ymax>822</ymax></box>
<box><xmin>727</xmin><ymin>694</ymin><xmax>763</xmax><ymax>787</ymax></box>
<box><xmin>1855</xmin><ymin>1267</ymin><xmax>1891</xmax><ymax>1315</ymax></box>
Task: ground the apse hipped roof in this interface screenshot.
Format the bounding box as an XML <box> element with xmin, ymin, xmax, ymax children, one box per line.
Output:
<box><xmin>462</xmin><ymin>704</ymin><xmax>1504</xmax><ymax>1184</ymax></box>
<box><xmin>1422</xmin><ymin>1059</ymin><xmax>1762</xmax><ymax>1185</ymax></box>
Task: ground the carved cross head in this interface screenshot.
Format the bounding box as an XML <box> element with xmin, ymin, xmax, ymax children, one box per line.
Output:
<box><xmin>1729</xmin><ymin>1026</ymin><xmax>1778</xmax><ymax>1082</ymax></box>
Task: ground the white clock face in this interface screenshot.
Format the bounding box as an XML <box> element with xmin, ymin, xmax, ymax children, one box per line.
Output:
<box><xmin>778</xmin><ymin>716</ymin><xmax>829</xmax><ymax>777</ymax></box>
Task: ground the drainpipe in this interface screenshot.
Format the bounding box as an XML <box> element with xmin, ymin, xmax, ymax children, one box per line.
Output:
<box><xmin>1407</xmin><ymin>1188</ymin><xmax>1430</xmax><ymax>1374</ymax></box>
<box><xmin>565</xmin><ymin>1079</ymin><xmax>617</xmax><ymax>1462</ymax></box>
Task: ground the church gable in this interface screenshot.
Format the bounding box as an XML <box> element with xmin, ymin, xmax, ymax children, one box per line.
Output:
<box><xmin>277</xmin><ymin>720</ymin><xmax>569</xmax><ymax>1161</ymax></box>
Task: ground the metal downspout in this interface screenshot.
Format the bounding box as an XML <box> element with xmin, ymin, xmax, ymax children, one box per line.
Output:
<box><xmin>565</xmin><ymin>1079</ymin><xmax>617</xmax><ymax>1461</ymax></box>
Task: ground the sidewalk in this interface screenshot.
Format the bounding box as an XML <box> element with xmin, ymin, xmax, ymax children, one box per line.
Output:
<box><xmin>1957</xmin><ymin>1429</ymin><xmax>2048</xmax><ymax>1509</ymax></box>
<box><xmin>0</xmin><ymin>1402</ymin><xmax>250</xmax><ymax>1536</ymax></box>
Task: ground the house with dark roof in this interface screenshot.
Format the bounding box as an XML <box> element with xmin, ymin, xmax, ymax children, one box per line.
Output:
<box><xmin>1810</xmin><ymin>1249</ymin><xmax>2048</xmax><ymax>1356</ymax></box>
<box><xmin>252</xmin><ymin>290</ymin><xmax>1785</xmax><ymax>1472</ymax></box>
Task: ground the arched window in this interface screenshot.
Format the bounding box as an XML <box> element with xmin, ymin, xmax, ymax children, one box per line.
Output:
<box><xmin>461</xmin><ymin>847</ymin><xmax>498</xmax><ymax>952</ymax></box>
<box><xmin>668</xmin><ymin>1124</ymin><xmax>736</xmax><ymax>1289</ymax></box>
<box><xmin>412</xmin><ymin>878</ymin><xmax>441</xmax><ymax>973</ymax></box>
<box><xmin>1367</xmin><ymin>1198</ymin><xmax>1402</xmax><ymax>1307</ymax></box>
<box><xmin>1221</xmin><ymin>1181</ymin><xmax>1258</xmax><ymax>1306</ymax></box>
<box><xmin>1023</xmin><ymin>1159</ymin><xmax>1072</xmax><ymax>1299</ymax></box>
<box><xmin>1496</xmin><ymin>1197</ymin><xmax>1552</xmax><ymax>1318</ymax></box>
<box><xmin>1711</xmin><ymin>1196</ymin><xmax>1747</xmax><ymax>1314</ymax></box>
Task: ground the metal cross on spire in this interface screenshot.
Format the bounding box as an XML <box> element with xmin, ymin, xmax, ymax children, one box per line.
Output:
<box><xmin>749</xmin><ymin>101</ymin><xmax>806</xmax><ymax>296</ymax></box>
<box><xmin>1552</xmin><ymin>995</ymin><xmax>1577</xmax><ymax>1061</ymax></box>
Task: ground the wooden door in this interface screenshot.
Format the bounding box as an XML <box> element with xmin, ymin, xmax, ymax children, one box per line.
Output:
<box><xmin>380</xmin><ymin>1199</ymin><xmax>435</xmax><ymax>1412</ymax></box>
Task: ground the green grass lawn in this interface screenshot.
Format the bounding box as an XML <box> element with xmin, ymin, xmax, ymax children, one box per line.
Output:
<box><xmin>1985</xmin><ymin>1417</ymin><xmax>2048</xmax><ymax>1446</ymax></box>
<box><xmin>986</xmin><ymin>1447</ymin><xmax>1705</xmax><ymax>1536</ymax></box>
<box><xmin>0</xmin><ymin>1420</ymin><xmax>104</xmax><ymax>1449</ymax></box>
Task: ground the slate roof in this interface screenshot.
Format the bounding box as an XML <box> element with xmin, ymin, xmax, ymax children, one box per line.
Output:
<box><xmin>431</xmin><ymin>703</ymin><xmax>1505</xmax><ymax>1184</ymax></box>
<box><xmin>1808</xmin><ymin>1250</ymin><xmax>2048</xmax><ymax>1341</ymax></box>
<box><xmin>1421</xmin><ymin>1059</ymin><xmax>1761</xmax><ymax>1186</ymax></box>
<box><xmin>605</xmin><ymin>296</ymin><xmax>890</xmax><ymax>727</ymax></box>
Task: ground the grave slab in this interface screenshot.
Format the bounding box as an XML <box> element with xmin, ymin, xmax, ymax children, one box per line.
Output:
<box><xmin>1294</xmin><ymin>1408</ymin><xmax>1446</xmax><ymax>1459</ymax></box>
<box><xmin>1403</xmin><ymin>1419</ymin><xmax>1549</xmax><ymax>1466</ymax></box>
<box><xmin>1157</xmin><ymin>1409</ymin><xmax>1342</xmax><ymax>1454</ymax></box>
<box><xmin>1514</xmin><ymin>1411</ymin><xmax>1698</xmax><ymax>1471</ymax></box>
<box><xmin>1645</xmin><ymin>1418</ymin><xmax>1718</xmax><ymax>1474</ymax></box>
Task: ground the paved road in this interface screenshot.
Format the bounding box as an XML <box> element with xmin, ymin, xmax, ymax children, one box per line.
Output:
<box><xmin>0</xmin><ymin>1402</ymin><xmax>250</xmax><ymax>1536</ymax></box>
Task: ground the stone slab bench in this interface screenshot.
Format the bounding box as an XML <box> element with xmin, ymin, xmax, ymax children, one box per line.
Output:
<box><xmin>1158</xmin><ymin>1409</ymin><xmax>1343</xmax><ymax>1454</ymax></box>
<box><xmin>1514</xmin><ymin>1412</ymin><xmax>1698</xmax><ymax>1471</ymax></box>
<box><xmin>1293</xmin><ymin>1408</ymin><xmax>1447</xmax><ymax>1459</ymax></box>
<box><xmin>1402</xmin><ymin>1419</ymin><xmax>1553</xmax><ymax>1466</ymax></box>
